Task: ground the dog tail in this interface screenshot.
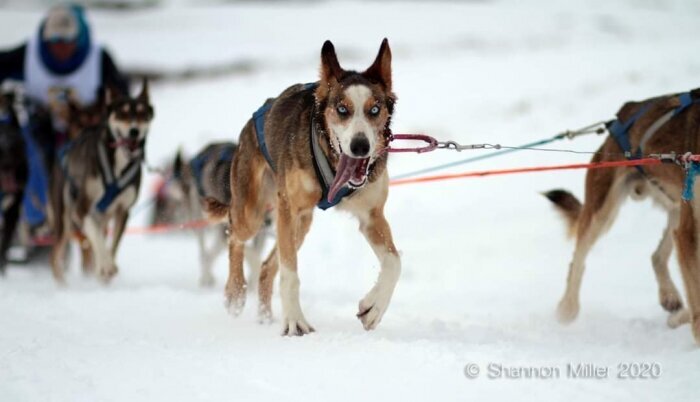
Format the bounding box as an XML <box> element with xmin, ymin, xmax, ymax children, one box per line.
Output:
<box><xmin>203</xmin><ymin>196</ymin><xmax>229</xmax><ymax>223</ymax></box>
<box><xmin>543</xmin><ymin>189</ymin><xmax>581</xmax><ymax>238</ymax></box>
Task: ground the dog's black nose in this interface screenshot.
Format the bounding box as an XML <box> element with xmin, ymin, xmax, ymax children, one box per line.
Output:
<box><xmin>350</xmin><ymin>134</ymin><xmax>370</xmax><ymax>157</ymax></box>
<box><xmin>128</xmin><ymin>128</ymin><xmax>140</xmax><ymax>139</ymax></box>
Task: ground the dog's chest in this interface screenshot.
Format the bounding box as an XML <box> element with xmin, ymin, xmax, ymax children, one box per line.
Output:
<box><xmin>84</xmin><ymin>175</ymin><xmax>139</xmax><ymax>215</ymax></box>
<box><xmin>114</xmin><ymin>147</ymin><xmax>131</xmax><ymax>178</ymax></box>
<box><xmin>336</xmin><ymin>172</ymin><xmax>388</xmax><ymax>214</ymax></box>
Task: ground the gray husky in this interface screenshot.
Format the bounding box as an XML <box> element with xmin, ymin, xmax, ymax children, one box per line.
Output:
<box><xmin>155</xmin><ymin>143</ymin><xmax>271</xmax><ymax>287</ymax></box>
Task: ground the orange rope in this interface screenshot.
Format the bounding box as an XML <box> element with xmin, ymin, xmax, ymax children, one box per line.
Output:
<box><xmin>389</xmin><ymin>158</ymin><xmax>665</xmax><ymax>186</ymax></box>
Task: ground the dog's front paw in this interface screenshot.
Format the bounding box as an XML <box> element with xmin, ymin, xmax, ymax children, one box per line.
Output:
<box><xmin>281</xmin><ymin>316</ymin><xmax>315</xmax><ymax>336</ymax></box>
<box><xmin>98</xmin><ymin>264</ymin><xmax>118</xmax><ymax>284</ymax></box>
<box><xmin>357</xmin><ymin>289</ymin><xmax>391</xmax><ymax>331</ymax></box>
<box><xmin>224</xmin><ymin>278</ymin><xmax>247</xmax><ymax>316</ymax></box>
<box><xmin>224</xmin><ymin>289</ymin><xmax>246</xmax><ymax>317</ymax></box>
<box><xmin>199</xmin><ymin>273</ymin><xmax>216</xmax><ymax>288</ymax></box>
<box><xmin>556</xmin><ymin>296</ymin><xmax>579</xmax><ymax>324</ymax></box>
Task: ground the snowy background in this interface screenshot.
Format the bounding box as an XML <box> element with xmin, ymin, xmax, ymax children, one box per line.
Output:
<box><xmin>1</xmin><ymin>0</ymin><xmax>699</xmax><ymax>400</ymax></box>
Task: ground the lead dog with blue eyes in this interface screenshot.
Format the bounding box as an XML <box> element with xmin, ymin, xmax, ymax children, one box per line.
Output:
<box><xmin>205</xmin><ymin>39</ymin><xmax>400</xmax><ymax>336</ymax></box>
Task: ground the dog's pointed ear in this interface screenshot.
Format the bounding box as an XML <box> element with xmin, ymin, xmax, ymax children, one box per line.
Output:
<box><xmin>173</xmin><ymin>148</ymin><xmax>183</xmax><ymax>178</ymax></box>
<box><xmin>138</xmin><ymin>78</ymin><xmax>150</xmax><ymax>101</ymax></box>
<box><xmin>320</xmin><ymin>40</ymin><xmax>343</xmax><ymax>85</ymax></box>
<box><xmin>364</xmin><ymin>38</ymin><xmax>392</xmax><ymax>90</ymax></box>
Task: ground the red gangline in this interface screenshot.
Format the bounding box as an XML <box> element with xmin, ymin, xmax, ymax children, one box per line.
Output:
<box><xmin>124</xmin><ymin>219</ymin><xmax>211</xmax><ymax>235</ymax></box>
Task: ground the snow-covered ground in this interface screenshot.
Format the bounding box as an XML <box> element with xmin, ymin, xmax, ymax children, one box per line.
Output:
<box><xmin>1</xmin><ymin>1</ymin><xmax>699</xmax><ymax>401</ymax></box>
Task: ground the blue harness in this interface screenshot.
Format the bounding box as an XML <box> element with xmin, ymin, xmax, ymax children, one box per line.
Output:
<box><xmin>59</xmin><ymin>138</ymin><xmax>143</xmax><ymax>214</ymax></box>
<box><xmin>252</xmin><ymin>83</ymin><xmax>354</xmax><ymax>210</ymax></box>
<box><xmin>608</xmin><ymin>91</ymin><xmax>700</xmax><ymax>171</ymax></box>
<box><xmin>608</xmin><ymin>91</ymin><xmax>700</xmax><ymax>200</ymax></box>
<box><xmin>189</xmin><ymin>143</ymin><xmax>236</xmax><ymax>197</ymax></box>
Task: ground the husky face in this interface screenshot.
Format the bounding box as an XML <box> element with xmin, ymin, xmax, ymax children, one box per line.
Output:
<box><xmin>107</xmin><ymin>80</ymin><xmax>154</xmax><ymax>151</ymax></box>
<box><xmin>316</xmin><ymin>39</ymin><xmax>396</xmax><ymax>190</ymax></box>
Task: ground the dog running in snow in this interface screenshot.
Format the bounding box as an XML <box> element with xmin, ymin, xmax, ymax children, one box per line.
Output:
<box><xmin>205</xmin><ymin>39</ymin><xmax>401</xmax><ymax>335</ymax></box>
<box><xmin>0</xmin><ymin>91</ymin><xmax>28</xmax><ymax>274</ymax></box>
<box><xmin>50</xmin><ymin>79</ymin><xmax>153</xmax><ymax>284</ymax></box>
<box><xmin>545</xmin><ymin>88</ymin><xmax>700</xmax><ymax>344</ymax></box>
<box><xmin>153</xmin><ymin>144</ymin><xmax>271</xmax><ymax>287</ymax></box>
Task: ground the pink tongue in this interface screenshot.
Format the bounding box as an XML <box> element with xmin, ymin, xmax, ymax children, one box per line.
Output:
<box><xmin>327</xmin><ymin>154</ymin><xmax>361</xmax><ymax>202</ymax></box>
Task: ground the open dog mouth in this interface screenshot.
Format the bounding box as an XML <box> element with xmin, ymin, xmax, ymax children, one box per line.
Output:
<box><xmin>327</xmin><ymin>153</ymin><xmax>370</xmax><ymax>202</ymax></box>
<box><xmin>113</xmin><ymin>135</ymin><xmax>142</xmax><ymax>152</ymax></box>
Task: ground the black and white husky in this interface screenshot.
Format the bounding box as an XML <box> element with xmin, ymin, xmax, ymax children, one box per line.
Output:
<box><xmin>50</xmin><ymin>80</ymin><xmax>153</xmax><ymax>283</ymax></box>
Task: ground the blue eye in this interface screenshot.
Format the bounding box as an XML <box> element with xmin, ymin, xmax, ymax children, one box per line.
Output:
<box><xmin>369</xmin><ymin>105</ymin><xmax>380</xmax><ymax>116</ymax></box>
<box><xmin>337</xmin><ymin>105</ymin><xmax>348</xmax><ymax>115</ymax></box>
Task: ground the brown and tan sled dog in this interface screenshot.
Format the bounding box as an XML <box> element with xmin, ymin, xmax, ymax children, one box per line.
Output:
<box><xmin>545</xmin><ymin>88</ymin><xmax>700</xmax><ymax>344</ymax></box>
<box><xmin>206</xmin><ymin>39</ymin><xmax>401</xmax><ymax>335</ymax></box>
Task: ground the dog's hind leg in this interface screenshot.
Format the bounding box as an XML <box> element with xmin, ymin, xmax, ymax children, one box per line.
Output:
<box><xmin>194</xmin><ymin>225</ymin><xmax>216</xmax><ymax>287</ymax></box>
<box><xmin>199</xmin><ymin>226</ymin><xmax>229</xmax><ymax>288</ymax></box>
<box><xmin>258</xmin><ymin>213</ymin><xmax>307</xmax><ymax>324</ymax></box>
<box><xmin>186</xmin><ymin>186</ymin><xmax>217</xmax><ymax>287</ymax></box>
<box><xmin>244</xmin><ymin>228</ymin><xmax>268</xmax><ymax>293</ymax></box>
<box><xmin>226</xmin><ymin>203</ymin><xmax>268</xmax><ymax>314</ymax></box>
<box><xmin>674</xmin><ymin>200</ymin><xmax>700</xmax><ymax>344</ymax></box>
<box><xmin>225</xmin><ymin>143</ymin><xmax>272</xmax><ymax>315</ymax></box>
<box><xmin>277</xmin><ymin>201</ymin><xmax>315</xmax><ymax>336</ymax></box>
<box><xmin>258</xmin><ymin>244</ymin><xmax>278</xmax><ymax>323</ymax></box>
<box><xmin>197</xmin><ymin>227</ymin><xmax>216</xmax><ymax>287</ymax></box>
<box><xmin>652</xmin><ymin>208</ymin><xmax>683</xmax><ymax>313</ymax></box>
<box><xmin>557</xmin><ymin>167</ymin><xmax>628</xmax><ymax>324</ymax></box>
